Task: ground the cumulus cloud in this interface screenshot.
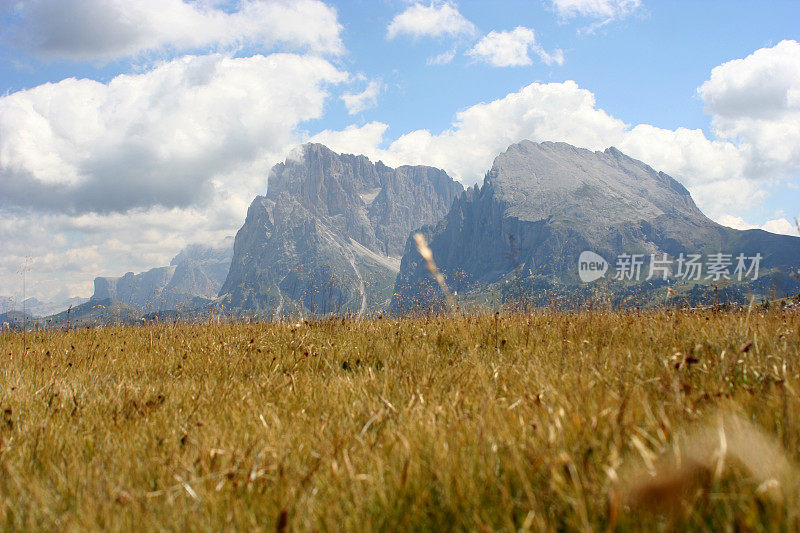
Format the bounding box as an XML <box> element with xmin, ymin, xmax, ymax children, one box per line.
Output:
<box><xmin>3</xmin><ymin>0</ymin><xmax>345</xmax><ymax>60</ymax></box>
<box><xmin>698</xmin><ymin>39</ymin><xmax>800</xmax><ymax>180</ymax></box>
<box><xmin>314</xmin><ymin>70</ymin><xmax>797</xmax><ymax>220</ymax></box>
<box><xmin>5</xmin><ymin>41</ymin><xmax>800</xmax><ymax>301</ymax></box>
<box><xmin>0</xmin><ymin>51</ymin><xmax>348</xmax><ymax>300</ymax></box>
<box><xmin>387</xmin><ymin>2</ymin><xmax>477</xmax><ymax>40</ymax></box>
<box><xmin>468</xmin><ymin>26</ymin><xmax>564</xmax><ymax>67</ymax></box>
<box><xmin>314</xmin><ymin>80</ymin><xmax>629</xmax><ymax>184</ymax></box>
<box><xmin>0</xmin><ymin>205</ymin><xmax>242</xmax><ymax>301</ymax></box>
<box><xmin>717</xmin><ymin>214</ymin><xmax>798</xmax><ymax>236</ymax></box>
<box><xmin>763</xmin><ymin>218</ymin><xmax>798</xmax><ymax>235</ymax></box>
<box><xmin>341</xmin><ymin>79</ymin><xmax>384</xmax><ymax>114</ymax></box>
<box><xmin>310</xmin><ymin>122</ymin><xmax>390</xmax><ymax>157</ymax></box>
<box><xmin>0</xmin><ymin>53</ymin><xmax>347</xmax><ymax>214</ymax></box>
<box><xmin>552</xmin><ymin>0</ymin><xmax>641</xmax><ymax>31</ymax></box>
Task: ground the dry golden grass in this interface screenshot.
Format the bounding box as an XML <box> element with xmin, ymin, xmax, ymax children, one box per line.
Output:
<box><xmin>1</xmin><ymin>310</ymin><xmax>799</xmax><ymax>531</ymax></box>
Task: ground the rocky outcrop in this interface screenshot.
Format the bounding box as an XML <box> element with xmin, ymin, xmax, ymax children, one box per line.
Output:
<box><xmin>91</xmin><ymin>240</ymin><xmax>233</xmax><ymax>312</ymax></box>
<box><xmin>93</xmin><ymin>266</ymin><xmax>176</xmax><ymax>309</ymax></box>
<box><xmin>219</xmin><ymin>143</ymin><xmax>463</xmax><ymax>316</ymax></box>
<box><xmin>393</xmin><ymin>141</ymin><xmax>800</xmax><ymax>310</ymax></box>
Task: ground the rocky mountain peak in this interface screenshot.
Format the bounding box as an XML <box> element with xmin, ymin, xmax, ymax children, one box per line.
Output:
<box><xmin>392</xmin><ymin>140</ymin><xmax>800</xmax><ymax>311</ymax></box>
<box><xmin>91</xmin><ymin>241</ymin><xmax>233</xmax><ymax>312</ymax></box>
<box><xmin>485</xmin><ymin>140</ymin><xmax>706</xmax><ymax>231</ymax></box>
<box><xmin>219</xmin><ymin>143</ymin><xmax>463</xmax><ymax>315</ymax></box>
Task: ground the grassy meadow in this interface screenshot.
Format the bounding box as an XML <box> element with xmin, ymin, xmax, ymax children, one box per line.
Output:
<box><xmin>1</xmin><ymin>310</ymin><xmax>800</xmax><ymax>531</ymax></box>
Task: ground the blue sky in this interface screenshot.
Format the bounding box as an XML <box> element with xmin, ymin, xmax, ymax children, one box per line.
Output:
<box><xmin>0</xmin><ymin>0</ymin><xmax>799</xmax><ymax>301</ymax></box>
<box><xmin>329</xmin><ymin>0</ymin><xmax>798</xmax><ymax>136</ymax></box>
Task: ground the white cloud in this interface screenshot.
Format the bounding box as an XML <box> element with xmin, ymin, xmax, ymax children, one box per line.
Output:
<box><xmin>310</xmin><ymin>122</ymin><xmax>390</xmax><ymax>157</ymax></box>
<box><xmin>3</xmin><ymin>0</ymin><xmax>345</xmax><ymax>60</ymax></box>
<box><xmin>0</xmin><ymin>206</ymin><xmax>241</xmax><ymax>301</ymax></box>
<box><xmin>551</xmin><ymin>0</ymin><xmax>641</xmax><ymax>31</ymax></box>
<box><xmin>316</xmin><ymin>80</ymin><xmax>630</xmax><ymax>187</ymax></box>
<box><xmin>698</xmin><ymin>39</ymin><xmax>800</xmax><ymax>181</ymax></box>
<box><xmin>717</xmin><ymin>215</ymin><xmax>798</xmax><ymax>236</ymax></box>
<box><xmin>716</xmin><ymin>215</ymin><xmax>751</xmax><ymax>230</ymax></box>
<box><xmin>382</xmin><ymin>80</ymin><xmax>628</xmax><ymax>181</ymax></box>
<box><xmin>315</xmin><ymin>75</ymin><xmax>795</xmax><ymax>221</ymax></box>
<box><xmin>342</xmin><ymin>79</ymin><xmax>384</xmax><ymax>115</ymax></box>
<box><xmin>5</xmin><ymin>41</ymin><xmax>800</xmax><ymax>302</ymax></box>
<box><xmin>0</xmin><ymin>52</ymin><xmax>348</xmax><ymax>300</ymax></box>
<box><xmin>468</xmin><ymin>26</ymin><xmax>564</xmax><ymax>67</ymax></box>
<box><xmin>387</xmin><ymin>2</ymin><xmax>477</xmax><ymax>40</ymax></box>
<box><xmin>0</xmin><ymin>53</ymin><xmax>347</xmax><ymax>214</ymax></box>
<box><xmin>763</xmin><ymin>218</ymin><xmax>798</xmax><ymax>235</ymax></box>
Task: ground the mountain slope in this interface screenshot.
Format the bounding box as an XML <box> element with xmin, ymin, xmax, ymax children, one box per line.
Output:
<box><xmin>393</xmin><ymin>141</ymin><xmax>800</xmax><ymax>310</ymax></box>
<box><xmin>219</xmin><ymin>143</ymin><xmax>463</xmax><ymax>316</ymax></box>
<box><xmin>39</xmin><ymin>299</ymin><xmax>141</xmax><ymax>328</ymax></box>
<box><xmin>0</xmin><ymin>310</ymin><xmax>35</xmax><ymax>331</ymax></box>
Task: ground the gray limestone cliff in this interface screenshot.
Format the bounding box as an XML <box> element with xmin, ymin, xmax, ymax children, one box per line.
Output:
<box><xmin>393</xmin><ymin>141</ymin><xmax>800</xmax><ymax>310</ymax></box>
<box><xmin>91</xmin><ymin>240</ymin><xmax>233</xmax><ymax>312</ymax></box>
<box><xmin>218</xmin><ymin>143</ymin><xmax>463</xmax><ymax>316</ymax></box>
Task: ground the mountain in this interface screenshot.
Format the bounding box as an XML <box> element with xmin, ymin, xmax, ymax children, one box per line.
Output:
<box><xmin>393</xmin><ymin>141</ymin><xmax>800</xmax><ymax>310</ymax></box>
<box><xmin>0</xmin><ymin>310</ymin><xmax>35</xmax><ymax>331</ymax></box>
<box><xmin>1</xmin><ymin>299</ymin><xmax>141</xmax><ymax>330</ymax></box>
<box><xmin>42</xmin><ymin>299</ymin><xmax>141</xmax><ymax>328</ymax></box>
<box><xmin>219</xmin><ymin>143</ymin><xmax>463</xmax><ymax>316</ymax></box>
<box><xmin>0</xmin><ymin>296</ymin><xmax>89</xmax><ymax>317</ymax></box>
<box><xmin>91</xmin><ymin>240</ymin><xmax>233</xmax><ymax>312</ymax></box>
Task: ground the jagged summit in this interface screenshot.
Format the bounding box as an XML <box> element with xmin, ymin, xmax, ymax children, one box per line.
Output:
<box><xmin>91</xmin><ymin>240</ymin><xmax>233</xmax><ymax>312</ymax></box>
<box><xmin>265</xmin><ymin>143</ymin><xmax>462</xmax><ymax>256</ymax></box>
<box><xmin>485</xmin><ymin>140</ymin><xmax>706</xmax><ymax>230</ymax></box>
<box><xmin>219</xmin><ymin>143</ymin><xmax>463</xmax><ymax>315</ymax></box>
<box><xmin>392</xmin><ymin>140</ymin><xmax>800</xmax><ymax>311</ymax></box>
<box><xmin>68</xmin><ymin>140</ymin><xmax>800</xmax><ymax>320</ymax></box>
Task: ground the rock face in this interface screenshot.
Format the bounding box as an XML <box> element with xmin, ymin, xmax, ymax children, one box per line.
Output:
<box><xmin>219</xmin><ymin>143</ymin><xmax>463</xmax><ymax>315</ymax></box>
<box><xmin>393</xmin><ymin>141</ymin><xmax>800</xmax><ymax>310</ymax></box>
<box><xmin>91</xmin><ymin>240</ymin><xmax>233</xmax><ymax>312</ymax></box>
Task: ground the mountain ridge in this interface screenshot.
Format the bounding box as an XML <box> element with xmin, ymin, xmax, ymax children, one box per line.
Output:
<box><xmin>219</xmin><ymin>143</ymin><xmax>463</xmax><ymax>315</ymax></box>
<box><xmin>392</xmin><ymin>140</ymin><xmax>800</xmax><ymax>311</ymax></box>
<box><xmin>91</xmin><ymin>239</ymin><xmax>233</xmax><ymax>312</ymax></box>
<box><xmin>22</xmin><ymin>140</ymin><xmax>798</xmax><ymax>322</ymax></box>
